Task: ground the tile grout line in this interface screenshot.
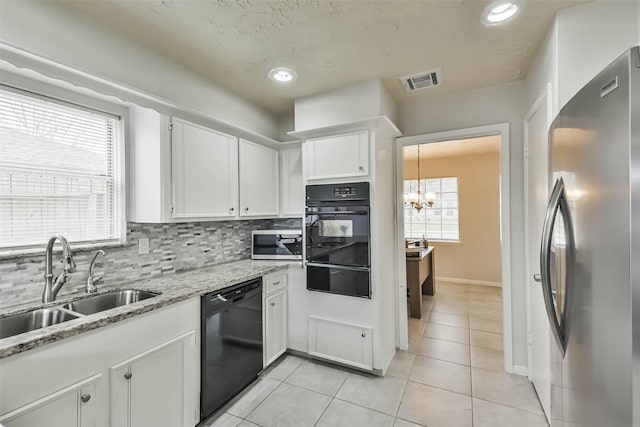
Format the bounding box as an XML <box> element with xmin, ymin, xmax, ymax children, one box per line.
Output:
<box><xmin>472</xmin><ymin>396</ymin><xmax>547</xmax><ymax>418</ymax></box>
<box><xmin>236</xmin><ymin>378</ymin><xmax>284</xmax><ymax>424</ymax></box>
<box><xmin>394</xmin><ymin>371</ymin><xmax>412</xmax><ymax>420</ymax></box>
<box><xmin>311</xmin><ymin>374</ymin><xmax>350</xmax><ymax>427</ymax></box>
<box><xmin>240</xmin><ymin>356</ymin><xmax>304</xmax><ymax>423</ymax></box>
<box><xmin>468</xmin><ymin>292</ymin><xmax>475</xmax><ymax>427</ymax></box>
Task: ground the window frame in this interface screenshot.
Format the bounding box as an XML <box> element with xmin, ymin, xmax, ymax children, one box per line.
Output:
<box><xmin>0</xmin><ymin>81</ymin><xmax>128</xmax><ymax>256</ymax></box>
<box><xmin>404</xmin><ymin>176</ymin><xmax>461</xmax><ymax>243</ymax></box>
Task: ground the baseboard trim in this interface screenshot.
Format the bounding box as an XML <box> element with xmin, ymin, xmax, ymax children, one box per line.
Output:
<box><xmin>512</xmin><ymin>365</ymin><xmax>529</xmax><ymax>376</ymax></box>
<box><xmin>436</xmin><ymin>276</ymin><xmax>502</xmax><ymax>288</ymax></box>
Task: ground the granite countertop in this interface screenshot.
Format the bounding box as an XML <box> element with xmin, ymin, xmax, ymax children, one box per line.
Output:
<box><xmin>405</xmin><ymin>246</ymin><xmax>434</xmax><ymax>260</ymax></box>
<box><xmin>0</xmin><ymin>259</ymin><xmax>299</xmax><ymax>359</ymax></box>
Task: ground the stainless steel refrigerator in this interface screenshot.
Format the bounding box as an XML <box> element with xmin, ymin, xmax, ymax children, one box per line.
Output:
<box><xmin>541</xmin><ymin>46</ymin><xmax>640</xmax><ymax>427</ymax></box>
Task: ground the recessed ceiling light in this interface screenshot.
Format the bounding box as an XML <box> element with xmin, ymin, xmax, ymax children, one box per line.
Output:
<box><xmin>268</xmin><ymin>68</ymin><xmax>297</xmax><ymax>83</ymax></box>
<box><xmin>482</xmin><ymin>1</ymin><xmax>521</xmax><ymax>25</ymax></box>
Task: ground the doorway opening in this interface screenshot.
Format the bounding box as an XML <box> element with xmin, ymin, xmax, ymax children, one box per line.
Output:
<box><xmin>394</xmin><ymin>123</ymin><xmax>515</xmax><ymax>373</ymax></box>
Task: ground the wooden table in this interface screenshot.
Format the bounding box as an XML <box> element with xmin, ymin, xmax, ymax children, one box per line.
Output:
<box><xmin>406</xmin><ymin>247</ymin><xmax>435</xmax><ymax>319</ymax></box>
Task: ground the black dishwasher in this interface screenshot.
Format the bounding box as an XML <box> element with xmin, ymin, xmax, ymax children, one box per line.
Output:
<box><xmin>200</xmin><ymin>278</ymin><xmax>263</xmax><ymax>421</ymax></box>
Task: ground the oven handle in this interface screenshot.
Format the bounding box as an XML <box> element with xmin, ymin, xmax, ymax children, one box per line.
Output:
<box><xmin>305</xmin><ymin>211</ymin><xmax>369</xmax><ymax>216</ymax></box>
<box><xmin>305</xmin><ymin>261</ymin><xmax>370</xmax><ymax>272</ymax></box>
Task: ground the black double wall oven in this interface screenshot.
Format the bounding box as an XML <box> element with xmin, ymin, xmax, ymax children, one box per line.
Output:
<box><xmin>305</xmin><ymin>182</ymin><xmax>371</xmax><ymax>298</ymax></box>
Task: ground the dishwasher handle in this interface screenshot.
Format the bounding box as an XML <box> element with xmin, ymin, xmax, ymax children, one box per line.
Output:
<box><xmin>210</xmin><ymin>294</ymin><xmax>228</xmax><ymax>303</ymax></box>
<box><xmin>204</xmin><ymin>279</ymin><xmax>262</xmax><ymax>311</ymax></box>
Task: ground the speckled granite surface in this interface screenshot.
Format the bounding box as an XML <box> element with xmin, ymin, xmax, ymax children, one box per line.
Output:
<box><xmin>0</xmin><ymin>259</ymin><xmax>299</xmax><ymax>359</ymax></box>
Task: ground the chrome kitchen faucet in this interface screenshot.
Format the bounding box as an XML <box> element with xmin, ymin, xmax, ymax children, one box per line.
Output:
<box><xmin>87</xmin><ymin>250</ymin><xmax>106</xmax><ymax>294</ymax></box>
<box><xmin>42</xmin><ymin>235</ymin><xmax>77</xmax><ymax>303</ymax></box>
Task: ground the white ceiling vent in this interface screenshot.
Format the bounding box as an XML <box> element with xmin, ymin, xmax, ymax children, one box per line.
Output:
<box><xmin>400</xmin><ymin>68</ymin><xmax>443</xmax><ymax>92</ymax></box>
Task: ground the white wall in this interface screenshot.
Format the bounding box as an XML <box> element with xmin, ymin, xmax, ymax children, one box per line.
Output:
<box><xmin>0</xmin><ymin>0</ymin><xmax>279</xmax><ymax>139</ymax></box>
<box><xmin>398</xmin><ymin>80</ymin><xmax>528</xmax><ymax>368</ymax></box>
<box><xmin>404</xmin><ymin>151</ymin><xmax>502</xmax><ymax>284</ymax></box>
<box><xmin>556</xmin><ymin>1</ymin><xmax>638</xmax><ymax>110</ymax></box>
<box><xmin>525</xmin><ymin>19</ymin><xmax>559</xmax><ymax>116</ymax></box>
<box><xmin>295</xmin><ymin>80</ymin><xmax>397</xmax><ymax>131</ymax></box>
<box><xmin>638</xmin><ymin>1</ymin><xmax>640</xmax><ymax>45</ymax></box>
<box><xmin>278</xmin><ymin>111</ymin><xmax>297</xmax><ymax>142</ymax></box>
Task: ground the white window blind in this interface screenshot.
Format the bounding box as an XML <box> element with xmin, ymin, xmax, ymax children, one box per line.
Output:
<box><xmin>404</xmin><ymin>177</ymin><xmax>459</xmax><ymax>241</ymax></box>
<box><xmin>0</xmin><ymin>86</ymin><xmax>124</xmax><ymax>250</ymax></box>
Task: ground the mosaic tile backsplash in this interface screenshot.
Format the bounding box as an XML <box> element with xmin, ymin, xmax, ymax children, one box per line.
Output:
<box><xmin>0</xmin><ymin>218</ymin><xmax>302</xmax><ymax>308</ymax></box>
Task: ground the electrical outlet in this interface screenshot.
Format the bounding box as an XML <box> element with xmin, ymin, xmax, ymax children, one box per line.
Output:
<box><xmin>138</xmin><ymin>238</ymin><xmax>149</xmax><ymax>255</ymax></box>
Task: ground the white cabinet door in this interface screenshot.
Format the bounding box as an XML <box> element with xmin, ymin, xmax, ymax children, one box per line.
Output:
<box><xmin>286</xmin><ymin>266</ymin><xmax>308</xmax><ymax>353</ymax></box>
<box><xmin>306</xmin><ymin>131</ymin><xmax>369</xmax><ymax>180</ymax></box>
<box><xmin>308</xmin><ymin>317</ymin><xmax>373</xmax><ymax>370</ymax></box>
<box><xmin>110</xmin><ymin>332</ymin><xmax>197</xmax><ymax>427</ymax></box>
<box><xmin>280</xmin><ymin>146</ymin><xmax>303</xmax><ymax>216</ymax></box>
<box><xmin>264</xmin><ymin>290</ymin><xmax>288</xmax><ymax>367</ymax></box>
<box><xmin>172</xmin><ymin>118</ymin><xmax>238</xmax><ymax>219</ymax></box>
<box><xmin>1</xmin><ymin>375</ymin><xmax>100</xmax><ymax>427</ymax></box>
<box><xmin>239</xmin><ymin>139</ymin><xmax>279</xmax><ymax>217</ymax></box>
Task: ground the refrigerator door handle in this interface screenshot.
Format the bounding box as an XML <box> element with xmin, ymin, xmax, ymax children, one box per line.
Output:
<box><xmin>540</xmin><ymin>177</ymin><xmax>572</xmax><ymax>356</ymax></box>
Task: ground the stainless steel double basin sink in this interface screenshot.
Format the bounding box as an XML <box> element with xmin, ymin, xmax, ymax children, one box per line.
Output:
<box><xmin>0</xmin><ymin>290</ymin><xmax>160</xmax><ymax>340</ymax></box>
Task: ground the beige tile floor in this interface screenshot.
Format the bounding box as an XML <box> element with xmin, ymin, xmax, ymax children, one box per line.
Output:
<box><xmin>204</xmin><ymin>282</ymin><xmax>548</xmax><ymax>427</ymax></box>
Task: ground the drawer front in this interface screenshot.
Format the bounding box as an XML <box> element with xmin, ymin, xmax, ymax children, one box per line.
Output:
<box><xmin>264</xmin><ymin>273</ymin><xmax>288</xmax><ymax>295</ymax></box>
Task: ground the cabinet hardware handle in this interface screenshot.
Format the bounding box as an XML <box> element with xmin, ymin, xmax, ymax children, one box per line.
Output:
<box><xmin>270</xmin><ymin>302</ymin><xmax>275</xmax><ymax>306</ymax></box>
<box><xmin>361</xmin><ymin>333</ymin><xmax>366</xmax><ymax>338</ymax></box>
<box><xmin>230</xmin><ymin>207</ymin><xmax>235</xmax><ymax>212</ymax></box>
<box><xmin>124</xmin><ymin>372</ymin><xmax>132</xmax><ymax>380</ymax></box>
<box><xmin>244</xmin><ymin>207</ymin><xmax>249</xmax><ymax>211</ymax></box>
<box><xmin>358</xmin><ymin>166</ymin><xmax>364</xmax><ymax>171</ymax></box>
<box><xmin>273</xmin><ymin>281</ymin><xmax>281</xmax><ymax>286</ymax></box>
<box><xmin>533</xmin><ymin>274</ymin><xmax>542</xmax><ymax>282</ymax></box>
<box><xmin>80</xmin><ymin>394</ymin><xmax>91</xmax><ymax>403</ymax></box>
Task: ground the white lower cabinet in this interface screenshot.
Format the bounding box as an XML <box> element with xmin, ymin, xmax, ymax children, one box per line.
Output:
<box><xmin>0</xmin><ymin>299</ymin><xmax>200</xmax><ymax>427</ymax></box>
<box><xmin>308</xmin><ymin>316</ymin><xmax>373</xmax><ymax>370</ymax></box>
<box><xmin>264</xmin><ymin>290</ymin><xmax>288</xmax><ymax>366</ymax></box>
<box><xmin>263</xmin><ymin>271</ymin><xmax>288</xmax><ymax>367</ymax></box>
<box><xmin>0</xmin><ymin>375</ymin><xmax>100</xmax><ymax>427</ymax></box>
<box><xmin>110</xmin><ymin>331</ymin><xmax>196</xmax><ymax>427</ymax></box>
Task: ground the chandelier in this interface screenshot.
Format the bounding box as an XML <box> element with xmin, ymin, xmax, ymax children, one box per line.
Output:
<box><xmin>405</xmin><ymin>144</ymin><xmax>437</xmax><ymax>212</ymax></box>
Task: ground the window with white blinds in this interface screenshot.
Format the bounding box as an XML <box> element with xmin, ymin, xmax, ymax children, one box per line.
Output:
<box><xmin>0</xmin><ymin>86</ymin><xmax>124</xmax><ymax>251</ymax></box>
<box><xmin>404</xmin><ymin>177</ymin><xmax>460</xmax><ymax>241</ymax></box>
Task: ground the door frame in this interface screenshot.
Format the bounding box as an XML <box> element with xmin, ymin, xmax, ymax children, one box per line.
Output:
<box><xmin>395</xmin><ymin>123</ymin><xmax>515</xmax><ymax>373</ymax></box>
<box><xmin>524</xmin><ymin>82</ymin><xmax>554</xmax><ymax>379</ymax></box>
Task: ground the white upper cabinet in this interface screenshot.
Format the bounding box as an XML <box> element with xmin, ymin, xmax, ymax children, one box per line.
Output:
<box><xmin>305</xmin><ymin>130</ymin><xmax>369</xmax><ymax>180</ymax></box>
<box><xmin>130</xmin><ymin>108</ymin><xmax>287</xmax><ymax>222</ymax></box>
<box><xmin>280</xmin><ymin>145</ymin><xmax>303</xmax><ymax>216</ymax></box>
<box><xmin>239</xmin><ymin>139</ymin><xmax>279</xmax><ymax>217</ymax></box>
<box><xmin>171</xmin><ymin>119</ymin><xmax>238</xmax><ymax>219</ymax></box>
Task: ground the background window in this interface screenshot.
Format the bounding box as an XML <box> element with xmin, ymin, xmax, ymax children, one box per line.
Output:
<box><xmin>0</xmin><ymin>86</ymin><xmax>124</xmax><ymax>251</ymax></box>
<box><xmin>404</xmin><ymin>177</ymin><xmax>459</xmax><ymax>241</ymax></box>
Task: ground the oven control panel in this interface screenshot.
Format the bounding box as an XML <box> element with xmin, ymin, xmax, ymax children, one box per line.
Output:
<box><xmin>334</xmin><ymin>186</ymin><xmax>357</xmax><ymax>196</ymax></box>
<box><xmin>306</xmin><ymin>181</ymin><xmax>370</xmax><ymax>204</ymax></box>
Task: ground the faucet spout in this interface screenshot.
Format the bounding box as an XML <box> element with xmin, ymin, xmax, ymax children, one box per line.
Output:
<box><xmin>42</xmin><ymin>235</ymin><xmax>76</xmax><ymax>303</ymax></box>
<box><xmin>87</xmin><ymin>250</ymin><xmax>106</xmax><ymax>294</ymax></box>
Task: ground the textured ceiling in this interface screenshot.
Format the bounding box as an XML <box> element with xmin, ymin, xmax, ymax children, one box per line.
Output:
<box><xmin>404</xmin><ymin>135</ymin><xmax>500</xmax><ymax>159</ymax></box>
<box><xmin>60</xmin><ymin>0</ymin><xmax>588</xmax><ymax>114</ymax></box>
